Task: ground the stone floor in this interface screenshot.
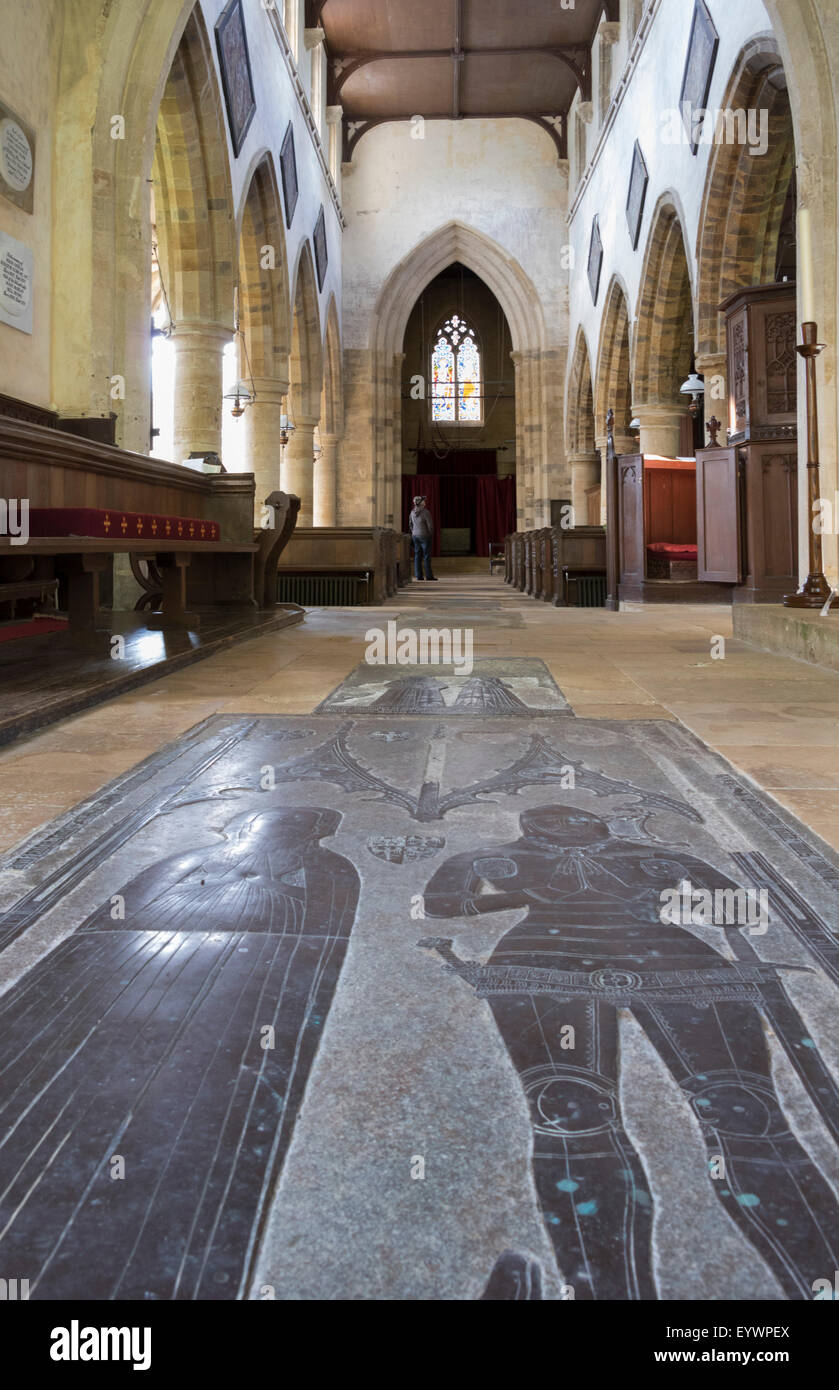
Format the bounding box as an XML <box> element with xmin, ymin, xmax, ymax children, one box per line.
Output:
<box><xmin>1</xmin><ymin>576</ymin><xmax>838</xmax><ymax>1300</ymax></box>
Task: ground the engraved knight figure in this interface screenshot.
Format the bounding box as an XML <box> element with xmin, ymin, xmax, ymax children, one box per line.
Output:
<box><xmin>421</xmin><ymin>804</ymin><xmax>839</xmax><ymax>1300</ymax></box>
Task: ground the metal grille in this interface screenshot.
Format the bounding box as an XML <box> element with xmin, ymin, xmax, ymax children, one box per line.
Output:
<box><xmin>576</xmin><ymin>575</ymin><xmax>607</xmax><ymax>607</ymax></box>
<box><xmin>276</xmin><ymin>573</ymin><xmax>369</xmax><ymax>606</ymax></box>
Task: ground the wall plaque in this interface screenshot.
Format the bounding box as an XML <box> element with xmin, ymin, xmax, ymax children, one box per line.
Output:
<box><xmin>214</xmin><ymin>0</ymin><xmax>256</xmax><ymax>158</ymax></box>
<box><xmin>280</xmin><ymin>122</ymin><xmax>299</xmax><ymax>229</ymax></box>
<box><xmin>587</xmin><ymin>216</ymin><xmax>603</xmax><ymax>306</ymax></box>
<box><xmin>313</xmin><ymin>205</ymin><xmax>327</xmax><ymax>291</ymax></box>
<box><xmin>0</xmin><ymin>99</ymin><xmax>35</xmax><ymax>213</ymax></box>
<box><xmin>679</xmin><ymin>0</ymin><xmax>719</xmax><ymax>155</ymax></box>
<box><xmin>625</xmin><ymin>141</ymin><xmax>648</xmax><ymax>250</ymax></box>
<box><xmin>0</xmin><ymin>228</ymin><xmax>34</xmax><ymax>333</ymax></box>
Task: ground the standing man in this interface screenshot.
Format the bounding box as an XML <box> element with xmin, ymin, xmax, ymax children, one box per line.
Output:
<box><xmin>409</xmin><ymin>495</ymin><xmax>437</xmax><ymax>581</ymax></box>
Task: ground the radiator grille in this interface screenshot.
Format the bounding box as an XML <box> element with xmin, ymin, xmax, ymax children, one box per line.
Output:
<box><xmin>576</xmin><ymin>575</ymin><xmax>607</xmax><ymax>607</ymax></box>
<box><xmin>276</xmin><ymin>573</ymin><xmax>370</xmax><ymax>606</ymax></box>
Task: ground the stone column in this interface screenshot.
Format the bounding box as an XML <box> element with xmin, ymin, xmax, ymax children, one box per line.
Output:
<box><xmin>282</xmin><ymin>417</ymin><xmax>317</xmax><ymax>526</ymax></box>
<box><xmin>631</xmin><ymin>403</ymin><xmax>689</xmax><ymax>458</ymax></box>
<box><xmin>568</xmin><ymin>450</ymin><xmax>602</xmax><ymax>526</ymax></box>
<box><xmin>170</xmin><ymin>320</ymin><xmax>233</xmax><ymax>463</ymax></box>
<box><xmin>695</xmin><ymin>352</ymin><xmax>728</xmax><ymax>441</ymax></box>
<box><xmin>512</xmin><ymin>349</ymin><xmax>547</xmax><ymax>529</ymax></box>
<box><xmin>314</xmin><ymin>432</ymin><xmax>340</xmax><ymax>526</ymax></box>
<box><xmin>243</xmin><ymin>376</ymin><xmax>289</xmax><ymax>522</ymax></box>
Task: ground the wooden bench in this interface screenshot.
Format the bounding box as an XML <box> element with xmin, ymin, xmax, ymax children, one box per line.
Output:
<box><xmin>0</xmin><ymin>416</ymin><xmax>299</xmax><ymax>631</ymax></box>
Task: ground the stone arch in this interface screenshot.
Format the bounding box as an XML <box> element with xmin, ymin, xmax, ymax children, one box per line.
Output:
<box><xmin>695</xmin><ymin>36</ymin><xmax>795</xmax><ymax>364</ymax></box>
<box><xmin>566</xmin><ymin>326</ymin><xmax>596</xmax><ymax>456</ymax></box>
<box><xmin>314</xmin><ymin>295</ymin><xmax>343</xmax><ymax>525</ymax></box>
<box><xmin>566</xmin><ymin>325</ymin><xmax>601</xmax><ymax>526</ymax></box>
<box><xmin>282</xmin><ymin>240</ymin><xmax>324</xmax><ymax>525</ymax></box>
<box><xmin>368</xmin><ymin>221</ymin><xmax>549</xmax><ymax>530</ymax></box>
<box><xmin>151</xmin><ymin>7</ymin><xmax>237</xmax><ymax>464</ymax></box>
<box><xmin>320</xmin><ymin>295</ymin><xmax>344</xmax><ymax>437</ymax></box>
<box><xmin>237</xmin><ymin>152</ymin><xmax>292</xmax><ymax>517</ymax></box>
<box><xmin>594</xmin><ymin>275</ymin><xmax>634</xmax><ymax>444</ymax></box>
<box><xmin>632</xmin><ymin>197</ymin><xmax>695</xmax><ymax>454</ymax></box>
<box><xmin>289</xmin><ymin>239</ymin><xmax>324</xmax><ymax>423</ymax></box>
<box><xmin>237</xmin><ymin>151</ymin><xmax>292</xmax><ymax>381</ymax></box>
<box><xmin>371</xmin><ymin>220</ymin><xmax>546</xmax><ymax>357</ymax></box>
<box><xmin>51</xmin><ymin>0</ymin><xmax>201</xmax><ymax>449</ymax></box>
<box><xmin>152</xmin><ymin>9</ymin><xmax>236</xmax><ymax>328</ymax></box>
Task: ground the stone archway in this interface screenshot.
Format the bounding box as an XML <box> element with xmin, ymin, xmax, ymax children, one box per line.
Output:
<box><xmin>237</xmin><ymin>153</ymin><xmax>292</xmax><ymax>515</ymax></box>
<box><xmin>695</xmin><ymin>36</ymin><xmax>795</xmax><ymax>404</ymax></box>
<box><xmin>152</xmin><ymin>7</ymin><xmax>237</xmax><ymax>465</ymax></box>
<box><xmin>566</xmin><ymin>327</ymin><xmax>600</xmax><ymax>525</ymax></box>
<box><xmin>315</xmin><ymin>296</ymin><xmax>344</xmax><ymax>526</ymax></box>
<box><xmin>52</xmin><ymin>0</ymin><xmax>204</xmax><ymax>452</ymax></box>
<box><xmin>365</xmin><ymin>221</ymin><xmax>550</xmax><ymax>531</ymax></box>
<box><xmin>632</xmin><ymin>197</ymin><xmax>694</xmax><ymax>457</ymax></box>
<box><xmin>595</xmin><ymin>276</ymin><xmax>634</xmax><ymax>447</ymax></box>
<box><xmin>284</xmin><ymin>240</ymin><xmax>324</xmax><ymax>526</ymax></box>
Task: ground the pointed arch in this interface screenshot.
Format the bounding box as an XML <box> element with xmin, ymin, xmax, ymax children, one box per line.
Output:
<box><xmin>237</xmin><ymin>152</ymin><xmax>292</xmax><ymax>382</ymax></box>
<box><xmin>594</xmin><ymin>276</ymin><xmax>633</xmax><ymax>439</ymax></box>
<box><xmin>153</xmin><ymin>8</ymin><xmax>236</xmax><ymax>327</ymax></box>
<box><xmin>632</xmin><ymin>198</ymin><xmax>695</xmax><ymax>408</ymax></box>
<box><xmin>289</xmin><ymin>240</ymin><xmax>324</xmax><ymax>423</ymax></box>
<box><xmin>371</xmin><ymin>220</ymin><xmax>546</xmax><ymax>356</ymax></box>
<box><xmin>320</xmin><ymin>294</ymin><xmax>343</xmax><ymax>436</ymax></box>
<box><xmin>368</xmin><ymin>221</ymin><xmax>549</xmax><ymax>529</ymax></box>
<box><xmin>565</xmin><ymin>326</ymin><xmax>596</xmax><ymax>456</ymax></box>
<box><xmin>695</xmin><ymin>37</ymin><xmax>795</xmax><ymax>361</ymax></box>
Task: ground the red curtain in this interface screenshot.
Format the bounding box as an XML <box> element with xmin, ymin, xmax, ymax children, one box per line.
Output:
<box><xmin>402</xmin><ymin>475</ymin><xmax>442</xmax><ymax>556</ymax></box>
<box><xmin>417</xmin><ymin>450</ymin><xmax>497</xmax><ymax>475</ymax></box>
<box><xmin>475</xmin><ymin>475</ymin><xmax>516</xmax><ymax>557</ymax></box>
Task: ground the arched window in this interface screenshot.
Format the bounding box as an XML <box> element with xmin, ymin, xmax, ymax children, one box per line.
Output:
<box><xmin>431</xmin><ymin>314</ymin><xmax>482</xmax><ymax>423</ymax></box>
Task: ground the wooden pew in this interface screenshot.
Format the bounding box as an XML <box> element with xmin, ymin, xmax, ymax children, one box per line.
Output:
<box><xmin>0</xmin><ymin>416</ymin><xmax>299</xmax><ymax>630</ymax></box>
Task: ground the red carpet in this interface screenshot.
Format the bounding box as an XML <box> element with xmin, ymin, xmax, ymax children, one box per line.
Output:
<box><xmin>0</xmin><ymin>617</ymin><xmax>68</xmax><ymax>644</ymax></box>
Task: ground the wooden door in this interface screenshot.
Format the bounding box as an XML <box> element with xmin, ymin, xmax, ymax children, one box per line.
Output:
<box><xmin>696</xmin><ymin>446</ymin><xmax>741</xmax><ymax>583</ymax></box>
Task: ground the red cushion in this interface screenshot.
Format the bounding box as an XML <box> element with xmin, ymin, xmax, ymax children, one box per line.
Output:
<box><xmin>646</xmin><ymin>542</ymin><xmax>697</xmax><ymax>560</ymax></box>
<box><xmin>28</xmin><ymin>508</ymin><xmax>219</xmax><ymax>541</ymax></box>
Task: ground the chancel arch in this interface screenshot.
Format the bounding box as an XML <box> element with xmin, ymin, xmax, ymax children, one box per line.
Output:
<box><xmin>283</xmin><ymin>240</ymin><xmax>323</xmax><ymax>526</ymax></box>
<box><xmin>631</xmin><ymin>198</ymin><xmax>695</xmax><ymax>458</ymax></box>
<box><xmin>237</xmin><ymin>153</ymin><xmax>292</xmax><ymax>514</ymax></box>
<box><xmin>368</xmin><ymin>221</ymin><xmax>547</xmax><ymax>531</ymax></box>
<box><xmin>398</xmin><ymin>263</ymin><xmax>517</xmax><ymax>559</ymax></box>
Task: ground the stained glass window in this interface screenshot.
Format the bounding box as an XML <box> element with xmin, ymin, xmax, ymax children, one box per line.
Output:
<box><xmin>431</xmin><ymin>315</ymin><xmax>482</xmax><ymax>423</ymax></box>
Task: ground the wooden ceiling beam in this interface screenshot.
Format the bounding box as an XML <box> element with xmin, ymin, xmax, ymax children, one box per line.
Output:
<box><xmin>330</xmin><ymin>45</ymin><xmax>591</xmax><ymax>102</ymax></box>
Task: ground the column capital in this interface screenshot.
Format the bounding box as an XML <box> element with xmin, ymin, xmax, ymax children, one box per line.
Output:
<box><xmin>304</xmin><ymin>27</ymin><xmax>325</xmax><ymax>50</ymax></box>
<box><xmin>249</xmin><ymin>376</ymin><xmax>289</xmax><ymax>406</ymax></box>
<box><xmin>597</xmin><ymin>20</ymin><xmax>621</xmax><ymax>44</ymax></box>
<box><xmin>630</xmin><ymin>401</ymin><xmax>690</xmax><ymax>422</ymax></box>
<box><xmin>326</xmin><ymin>105</ymin><xmax>343</xmax><ymax>125</ymax></box>
<box><xmin>169</xmin><ymin>319</ymin><xmax>234</xmax><ymax>347</ymax></box>
<box><xmin>577</xmin><ymin>101</ymin><xmax>594</xmax><ymax>124</ymax></box>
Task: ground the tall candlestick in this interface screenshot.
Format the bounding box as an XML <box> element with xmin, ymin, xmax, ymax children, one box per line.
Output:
<box><xmin>797</xmin><ymin>207</ymin><xmax>816</xmax><ymax>323</ymax></box>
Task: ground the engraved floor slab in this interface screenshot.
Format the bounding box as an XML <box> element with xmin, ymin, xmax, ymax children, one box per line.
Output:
<box><xmin>1</xmin><ymin>714</ymin><xmax>839</xmax><ymax>1300</ymax></box>
<box><xmin>314</xmin><ymin>657</ymin><xmax>570</xmax><ymax>715</ymax></box>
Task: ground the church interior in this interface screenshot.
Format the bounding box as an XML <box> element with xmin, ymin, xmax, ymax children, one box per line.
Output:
<box><xmin>2</xmin><ymin>0</ymin><xmax>839</xmax><ymax>1319</ymax></box>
